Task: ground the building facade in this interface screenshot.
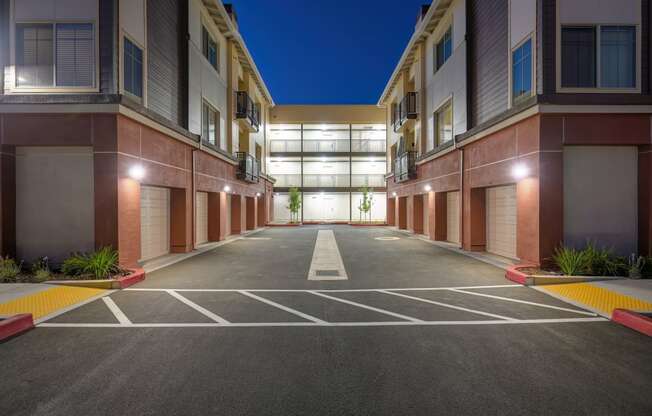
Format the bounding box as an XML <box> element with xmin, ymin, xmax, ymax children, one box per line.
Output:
<box><xmin>0</xmin><ymin>0</ymin><xmax>275</xmax><ymax>267</ymax></box>
<box><xmin>381</xmin><ymin>0</ymin><xmax>652</xmax><ymax>265</ymax></box>
<box><xmin>268</xmin><ymin>105</ymin><xmax>387</xmax><ymax>223</ymax></box>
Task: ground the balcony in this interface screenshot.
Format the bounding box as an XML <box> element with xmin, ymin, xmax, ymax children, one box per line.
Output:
<box><xmin>303</xmin><ymin>174</ymin><xmax>350</xmax><ymax>188</ymax></box>
<box><xmin>235</xmin><ymin>91</ymin><xmax>260</xmax><ymax>132</ymax></box>
<box><xmin>351</xmin><ymin>174</ymin><xmax>386</xmax><ymax>188</ymax></box>
<box><xmin>394</xmin><ymin>151</ymin><xmax>417</xmax><ymax>183</ymax></box>
<box><xmin>235</xmin><ymin>152</ymin><xmax>260</xmax><ymax>183</ymax></box>
<box><xmin>392</xmin><ymin>92</ymin><xmax>418</xmax><ymax>133</ymax></box>
<box><xmin>272</xmin><ymin>174</ymin><xmax>301</xmax><ymax>188</ymax></box>
<box><xmin>270</xmin><ymin>140</ymin><xmax>301</xmax><ymax>153</ymax></box>
<box><xmin>303</xmin><ymin>140</ymin><xmax>350</xmax><ymax>153</ymax></box>
<box><xmin>351</xmin><ymin>139</ymin><xmax>386</xmax><ymax>153</ymax></box>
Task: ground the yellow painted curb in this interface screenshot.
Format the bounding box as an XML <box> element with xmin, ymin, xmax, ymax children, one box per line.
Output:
<box><xmin>543</xmin><ymin>283</ymin><xmax>652</xmax><ymax>316</ymax></box>
<box><xmin>0</xmin><ymin>286</ymin><xmax>106</xmax><ymax>319</ymax></box>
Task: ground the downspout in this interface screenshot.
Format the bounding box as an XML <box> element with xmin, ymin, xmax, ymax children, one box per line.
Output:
<box><xmin>456</xmin><ymin>137</ymin><xmax>464</xmax><ymax>250</ymax></box>
<box><xmin>191</xmin><ymin>147</ymin><xmax>197</xmax><ymax>250</ymax></box>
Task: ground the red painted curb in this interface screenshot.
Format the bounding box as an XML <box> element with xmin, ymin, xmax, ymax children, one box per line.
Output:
<box><xmin>117</xmin><ymin>268</ymin><xmax>146</xmax><ymax>289</ymax></box>
<box><xmin>0</xmin><ymin>314</ymin><xmax>34</xmax><ymax>341</ymax></box>
<box><xmin>265</xmin><ymin>223</ymin><xmax>302</xmax><ymax>227</ymax></box>
<box><xmin>612</xmin><ymin>309</ymin><xmax>652</xmax><ymax>337</ymax></box>
<box><xmin>348</xmin><ymin>223</ymin><xmax>388</xmax><ymax>227</ymax></box>
<box><xmin>505</xmin><ymin>264</ymin><xmax>534</xmax><ymax>285</ymax></box>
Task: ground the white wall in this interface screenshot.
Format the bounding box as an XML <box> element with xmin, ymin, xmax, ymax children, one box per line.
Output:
<box><xmin>351</xmin><ymin>161</ymin><xmax>386</xmax><ymax>175</ymax></box>
<box><xmin>268</xmin><ymin>161</ymin><xmax>301</xmax><ymax>175</ymax></box>
<box><xmin>273</xmin><ymin>193</ymin><xmax>296</xmax><ymax>222</ymax></box>
<box><xmin>351</xmin><ymin>192</ymin><xmax>386</xmax><ymax>222</ymax></box>
<box><xmin>15</xmin><ymin>0</ymin><xmax>97</xmax><ymax>20</ymax></box>
<box><xmin>303</xmin><ymin>161</ymin><xmax>349</xmax><ymax>175</ymax></box>
<box><xmin>304</xmin><ymin>193</ymin><xmax>349</xmax><ymax>221</ymax></box>
<box><xmin>563</xmin><ymin>146</ymin><xmax>638</xmax><ymax>255</ymax></box>
<box><xmin>424</xmin><ymin>0</ymin><xmax>467</xmax><ymax>151</ymax></box>
<box><xmin>188</xmin><ymin>0</ymin><xmax>228</xmax><ymax>148</ymax></box>
<box><xmin>16</xmin><ymin>147</ymin><xmax>95</xmax><ymax>264</ymax></box>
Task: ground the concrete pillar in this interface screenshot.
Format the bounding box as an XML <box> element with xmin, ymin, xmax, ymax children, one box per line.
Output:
<box><xmin>219</xmin><ymin>192</ymin><xmax>228</xmax><ymax>240</ymax></box>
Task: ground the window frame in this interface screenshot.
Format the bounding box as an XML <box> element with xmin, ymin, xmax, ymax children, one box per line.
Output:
<box><xmin>433</xmin><ymin>26</ymin><xmax>452</xmax><ymax>73</ymax></box>
<box><xmin>510</xmin><ymin>36</ymin><xmax>534</xmax><ymax>106</ymax></box>
<box><xmin>556</xmin><ymin>22</ymin><xmax>640</xmax><ymax>93</ymax></box>
<box><xmin>122</xmin><ymin>35</ymin><xmax>145</xmax><ymax>102</ymax></box>
<box><xmin>12</xmin><ymin>20</ymin><xmax>98</xmax><ymax>92</ymax></box>
<box><xmin>201</xmin><ymin>100</ymin><xmax>221</xmax><ymax>148</ymax></box>
<box><xmin>201</xmin><ymin>25</ymin><xmax>220</xmax><ymax>73</ymax></box>
<box><xmin>432</xmin><ymin>99</ymin><xmax>453</xmax><ymax>149</ymax></box>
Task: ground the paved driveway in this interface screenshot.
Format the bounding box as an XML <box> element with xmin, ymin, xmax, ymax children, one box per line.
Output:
<box><xmin>1</xmin><ymin>226</ymin><xmax>651</xmax><ymax>416</ymax></box>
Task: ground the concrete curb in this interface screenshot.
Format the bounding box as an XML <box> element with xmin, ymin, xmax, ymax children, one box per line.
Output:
<box><xmin>612</xmin><ymin>309</ymin><xmax>652</xmax><ymax>337</ymax></box>
<box><xmin>348</xmin><ymin>223</ymin><xmax>388</xmax><ymax>227</ymax></box>
<box><xmin>0</xmin><ymin>313</ymin><xmax>34</xmax><ymax>341</ymax></box>
<box><xmin>47</xmin><ymin>268</ymin><xmax>145</xmax><ymax>290</ymax></box>
<box><xmin>505</xmin><ymin>264</ymin><xmax>625</xmax><ymax>286</ymax></box>
<box><xmin>266</xmin><ymin>223</ymin><xmax>302</xmax><ymax>227</ymax></box>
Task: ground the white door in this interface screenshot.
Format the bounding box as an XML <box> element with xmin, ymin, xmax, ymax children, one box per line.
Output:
<box><xmin>446</xmin><ymin>191</ymin><xmax>460</xmax><ymax>244</ymax></box>
<box><xmin>486</xmin><ymin>185</ymin><xmax>517</xmax><ymax>259</ymax></box>
<box><xmin>321</xmin><ymin>196</ymin><xmax>336</xmax><ymax>220</ymax></box>
<box><xmin>195</xmin><ymin>192</ymin><xmax>208</xmax><ymax>245</ymax></box>
<box><xmin>140</xmin><ymin>186</ymin><xmax>170</xmax><ymax>261</ymax></box>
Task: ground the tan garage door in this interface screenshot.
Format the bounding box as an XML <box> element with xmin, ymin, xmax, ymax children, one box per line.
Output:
<box><xmin>446</xmin><ymin>191</ymin><xmax>460</xmax><ymax>244</ymax></box>
<box><xmin>486</xmin><ymin>185</ymin><xmax>517</xmax><ymax>259</ymax></box>
<box><xmin>195</xmin><ymin>192</ymin><xmax>208</xmax><ymax>245</ymax></box>
<box><xmin>140</xmin><ymin>186</ymin><xmax>170</xmax><ymax>261</ymax></box>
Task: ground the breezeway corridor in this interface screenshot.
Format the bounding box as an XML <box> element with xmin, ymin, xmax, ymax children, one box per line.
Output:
<box><xmin>2</xmin><ymin>226</ymin><xmax>651</xmax><ymax>416</ymax></box>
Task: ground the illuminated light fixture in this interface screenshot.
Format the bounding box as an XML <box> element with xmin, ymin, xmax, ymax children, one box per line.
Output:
<box><xmin>424</xmin><ymin>184</ymin><xmax>432</xmax><ymax>192</ymax></box>
<box><xmin>223</xmin><ymin>185</ymin><xmax>232</xmax><ymax>193</ymax></box>
<box><xmin>128</xmin><ymin>164</ymin><xmax>145</xmax><ymax>181</ymax></box>
<box><xmin>320</xmin><ymin>192</ymin><xmax>325</xmax><ymax>196</ymax></box>
<box><xmin>255</xmin><ymin>192</ymin><xmax>261</xmax><ymax>198</ymax></box>
<box><xmin>512</xmin><ymin>163</ymin><xmax>529</xmax><ymax>180</ymax></box>
<box><xmin>392</xmin><ymin>192</ymin><xmax>397</xmax><ymax>197</ymax></box>
<box><xmin>320</xmin><ymin>157</ymin><xmax>327</xmax><ymax>163</ymax></box>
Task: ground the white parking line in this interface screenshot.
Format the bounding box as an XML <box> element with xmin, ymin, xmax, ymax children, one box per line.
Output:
<box><xmin>124</xmin><ymin>284</ymin><xmax>523</xmax><ymax>293</ymax></box>
<box><xmin>310</xmin><ymin>291</ymin><xmax>424</xmax><ymax>323</ymax></box>
<box><xmin>379</xmin><ymin>290</ymin><xmax>516</xmax><ymax>321</ymax></box>
<box><xmin>37</xmin><ymin>317</ymin><xmax>607</xmax><ymax>328</ymax></box>
<box><xmin>166</xmin><ymin>290</ymin><xmax>230</xmax><ymax>324</ymax></box>
<box><xmin>102</xmin><ymin>296</ymin><xmax>132</xmax><ymax>325</ymax></box>
<box><xmin>449</xmin><ymin>289</ymin><xmax>598</xmax><ymax>317</ymax></box>
<box><xmin>238</xmin><ymin>290</ymin><xmax>327</xmax><ymax>324</ymax></box>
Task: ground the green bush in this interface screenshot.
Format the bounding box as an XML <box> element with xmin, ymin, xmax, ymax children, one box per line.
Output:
<box><xmin>62</xmin><ymin>247</ymin><xmax>121</xmax><ymax>279</ymax></box>
<box><xmin>0</xmin><ymin>257</ymin><xmax>22</xmax><ymax>283</ymax></box>
<box><xmin>30</xmin><ymin>257</ymin><xmax>51</xmax><ymax>282</ymax></box>
<box><xmin>553</xmin><ymin>246</ymin><xmax>589</xmax><ymax>276</ymax></box>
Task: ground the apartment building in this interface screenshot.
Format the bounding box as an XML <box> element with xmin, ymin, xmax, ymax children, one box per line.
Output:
<box><xmin>0</xmin><ymin>0</ymin><xmax>275</xmax><ymax>267</ymax></box>
<box><xmin>381</xmin><ymin>0</ymin><xmax>652</xmax><ymax>265</ymax></box>
<box><xmin>268</xmin><ymin>105</ymin><xmax>387</xmax><ymax>223</ymax></box>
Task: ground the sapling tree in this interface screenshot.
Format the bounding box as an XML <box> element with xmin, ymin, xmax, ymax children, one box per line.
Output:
<box><xmin>287</xmin><ymin>187</ymin><xmax>302</xmax><ymax>223</ymax></box>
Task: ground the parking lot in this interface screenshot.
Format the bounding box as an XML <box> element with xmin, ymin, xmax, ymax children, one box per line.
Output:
<box><xmin>1</xmin><ymin>226</ymin><xmax>651</xmax><ymax>416</ymax></box>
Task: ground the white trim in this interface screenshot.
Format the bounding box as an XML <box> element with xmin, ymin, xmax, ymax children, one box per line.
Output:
<box><xmin>166</xmin><ymin>290</ymin><xmax>230</xmax><ymax>324</ymax></box>
<box><xmin>102</xmin><ymin>296</ymin><xmax>132</xmax><ymax>325</ymax></box>
<box><xmin>379</xmin><ymin>290</ymin><xmax>516</xmax><ymax>321</ymax></box>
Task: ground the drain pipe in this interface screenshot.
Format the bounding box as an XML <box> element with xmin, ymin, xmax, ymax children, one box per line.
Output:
<box><xmin>191</xmin><ymin>147</ymin><xmax>197</xmax><ymax>250</ymax></box>
<box><xmin>456</xmin><ymin>137</ymin><xmax>464</xmax><ymax>250</ymax></box>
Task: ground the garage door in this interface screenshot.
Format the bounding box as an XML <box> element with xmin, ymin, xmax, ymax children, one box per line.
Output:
<box><xmin>195</xmin><ymin>192</ymin><xmax>208</xmax><ymax>245</ymax></box>
<box><xmin>486</xmin><ymin>185</ymin><xmax>517</xmax><ymax>259</ymax></box>
<box><xmin>446</xmin><ymin>191</ymin><xmax>460</xmax><ymax>244</ymax></box>
<box><xmin>141</xmin><ymin>186</ymin><xmax>170</xmax><ymax>261</ymax></box>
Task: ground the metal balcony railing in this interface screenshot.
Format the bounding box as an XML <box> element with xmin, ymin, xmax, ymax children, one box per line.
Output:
<box><xmin>351</xmin><ymin>139</ymin><xmax>386</xmax><ymax>153</ymax></box>
<box><xmin>392</xmin><ymin>92</ymin><xmax>418</xmax><ymax>132</ymax></box>
<box><xmin>235</xmin><ymin>91</ymin><xmax>260</xmax><ymax>132</ymax></box>
<box><xmin>351</xmin><ymin>174</ymin><xmax>386</xmax><ymax>188</ymax></box>
<box><xmin>234</xmin><ymin>152</ymin><xmax>260</xmax><ymax>183</ymax></box>
<box><xmin>394</xmin><ymin>151</ymin><xmax>417</xmax><ymax>183</ymax></box>
<box><xmin>271</xmin><ymin>174</ymin><xmax>302</xmax><ymax>187</ymax></box>
<box><xmin>302</xmin><ymin>140</ymin><xmax>350</xmax><ymax>153</ymax></box>
<box><xmin>302</xmin><ymin>174</ymin><xmax>350</xmax><ymax>188</ymax></box>
<box><xmin>270</xmin><ymin>140</ymin><xmax>302</xmax><ymax>153</ymax></box>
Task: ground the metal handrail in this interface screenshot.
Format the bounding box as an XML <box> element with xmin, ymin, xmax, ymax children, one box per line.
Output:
<box><xmin>234</xmin><ymin>152</ymin><xmax>260</xmax><ymax>183</ymax></box>
<box><xmin>392</xmin><ymin>92</ymin><xmax>418</xmax><ymax>132</ymax></box>
<box><xmin>235</xmin><ymin>91</ymin><xmax>260</xmax><ymax>132</ymax></box>
<box><xmin>394</xmin><ymin>151</ymin><xmax>417</xmax><ymax>183</ymax></box>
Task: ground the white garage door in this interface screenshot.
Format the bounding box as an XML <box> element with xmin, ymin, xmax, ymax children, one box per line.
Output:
<box><xmin>486</xmin><ymin>185</ymin><xmax>517</xmax><ymax>259</ymax></box>
<box><xmin>446</xmin><ymin>191</ymin><xmax>460</xmax><ymax>244</ymax></box>
<box><xmin>141</xmin><ymin>186</ymin><xmax>170</xmax><ymax>261</ymax></box>
<box><xmin>195</xmin><ymin>192</ymin><xmax>208</xmax><ymax>245</ymax></box>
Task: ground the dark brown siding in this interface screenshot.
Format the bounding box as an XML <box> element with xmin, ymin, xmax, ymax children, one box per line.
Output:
<box><xmin>147</xmin><ymin>0</ymin><xmax>188</xmax><ymax>129</ymax></box>
<box><xmin>99</xmin><ymin>0</ymin><xmax>118</xmax><ymax>94</ymax></box>
<box><xmin>0</xmin><ymin>0</ymin><xmax>9</xmax><ymax>94</ymax></box>
<box><xmin>467</xmin><ymin>0</ymin><xmax>509</xmax><ymax>128</ymax></box>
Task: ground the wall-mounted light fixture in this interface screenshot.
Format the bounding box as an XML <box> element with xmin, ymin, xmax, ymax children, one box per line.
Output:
<box><xmin>392</xmin><ymin>192</ymin><xmax>397</xmax><ymax>197</ymax></box>
<box><xmin>128</xmin><ymin>165</ymin><xmax>145</xmax><ymax>181</ymax></box>
<box><xmin>424</xmin><ymin>184</ymin><xmax>432</xmax><ymax>192</ymax></box>
<box><xmin>512</xmin><ymin>163</ymin><xmax>529</xmax><ymax>180</ymax></box>
<box><xmin>255</xmin><ymin>192</ymin><xmax>261</xmax><ymax>198</ymax></box>
<box><xmin>223</xmin><ymin>185</ymin><xmax>232</xmax><ymax>193</ymax></box>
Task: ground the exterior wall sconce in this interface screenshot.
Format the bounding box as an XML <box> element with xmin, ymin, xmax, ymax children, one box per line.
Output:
<box><xmin>128</xmin><ymin>165</ymin><xmax>145</xmax><ymax>181</ymax></box>
<box><xmin>512</xmin><ymin>163</ymin><xmax>529</xmax><ymax>180</ymax></box>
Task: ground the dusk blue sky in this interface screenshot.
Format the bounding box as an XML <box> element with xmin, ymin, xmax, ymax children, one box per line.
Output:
<box><xmin>228</xmin><ymin>0</ymin><xmax>432</xmax><ymax>105</ymax></box>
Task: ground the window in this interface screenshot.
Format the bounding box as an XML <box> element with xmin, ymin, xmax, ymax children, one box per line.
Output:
<box><xmin>601</xmin><ymin>26</ymin><xmax>636</xmax><ymax>88</ymax></box>
<box><xmin>433</xmin><ymin>101</ymin><xmax>453</xmax><ymax>146</ymax></box>
<box><xmin>16</xmin><ymin>24</ymin><xmax>53</xmax><ymax>87</ymax></box>
<box><xmin>16</xmin><ymin>23</ymin><xmax>95</xmax><ymax>88</ymax></box>
<box><xmin>562</xmin><ymin>25</ymin><xmax>636</xmax><ymax>89</ymax></box>
<box><xmin>202</xmin><ymin>101</ymin><xmax>220</xmax><ymax>147</ymax></box>
<box><xmin>124</xmin><ymin>38</ymin><xmax>143</xmax><ymax>98</ymax></box>
<box><xmin>512</xmin><ymin>38</ymin><xmax>532</xmax><ymax>103</ymax></box>
<box><xmin>202</xmin><ymin>26</ymin><xmax>219</xmax><ymax>71</ymax></box>
<box><xmin>434</xmin><ymin>27</ymin><xmax>452</xmax><ymax>72</ymax></box>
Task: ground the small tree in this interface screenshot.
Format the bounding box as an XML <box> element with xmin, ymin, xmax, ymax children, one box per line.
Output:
<box><xmin>287</xmin><ymin>187</ymin><xmax>302</xmax><ymax>223</ymax></box>
<box><xmin>357</xmin><ymin>186</ymin><xmax>374</xmax><ymax>223</ymax></box>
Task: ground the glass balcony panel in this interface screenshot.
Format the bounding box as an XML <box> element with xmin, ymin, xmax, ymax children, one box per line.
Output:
<box><xmin>270</xmin><ymin>140</ymin><xmax>302</xmax><ymax>153</ymax></box>
<box><xmin>302</xmin><ymin>174</ymin><xmax>350</xmax><ymax>188</ymax></box>
<box><xmin>351</xmin><ymin>174</ymin><xmax>386</xmax><ymax>188</ymax></box>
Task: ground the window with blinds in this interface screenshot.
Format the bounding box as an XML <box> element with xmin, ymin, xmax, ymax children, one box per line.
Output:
<box><xmin>124</xmin><ymin>38</ymin><xmax>144</xmax><ymax>98</ymax></box>
<box><xmin>16</xmin><ymin>22</ymin><xmax>94</xmax><ymax>88</ymax></box>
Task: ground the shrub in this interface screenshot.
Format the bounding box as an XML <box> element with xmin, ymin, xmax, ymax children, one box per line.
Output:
<box><xmin>553</xmin><ymin>246</ymin><xmax>589</xmax><ymax>276</ymax></box>
<box><xmin>0</xmin><ymin>257</ymin><xmax>22</xmax><ymax>283</ymax></box>
<box><xmin>582</xmin><ymin>242</ymin><xmax>627</xmax><ymax>276</ymax></box>
<box><xmin>62</xmin><ymin>247</ymin><xmax>121</xmax><ymax>279</ymax></box>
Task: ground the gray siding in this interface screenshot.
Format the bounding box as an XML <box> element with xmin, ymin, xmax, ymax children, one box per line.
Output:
<box><xmin>467</xmin><ymin>0</ymin><xmax>509</xmax><ymax>128</ymax></box>
<box><xmin>147</xmin><ymin>0</ymin><xmax>188</xmax><ymax>128</ymax></box>
<box><xmin>99</xmin><ymin>0</ymin><xmax>118</xmax><ymax>94</ymax></box>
